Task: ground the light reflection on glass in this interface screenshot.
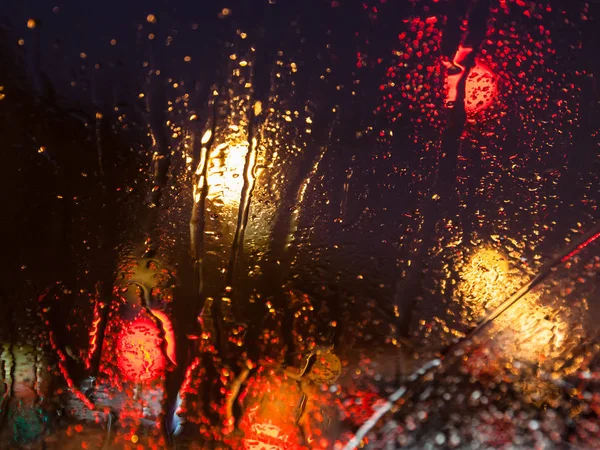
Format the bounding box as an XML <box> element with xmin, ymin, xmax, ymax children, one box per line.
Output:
<box><xmin>457</xmin><ymin>246</ymin><xmax>568</xmax><ymax>363</ymax></box>
<box><xmin>206</xmin><ymin>142</ymin><xmax>250</xmax><ymax>208</ymax></box>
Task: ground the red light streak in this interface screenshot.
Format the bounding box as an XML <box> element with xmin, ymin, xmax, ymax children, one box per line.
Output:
<box><xmin>464</xmin><ymin>62</ymin><xmax>497</xmax><ymax>114</ymax></box>
<box><xmin>443</xmin><ymin>46</ymin><xmax>473</xmax><ymax>106</ymax></box>
<box><xmin>179</xmin><ymin>356</ymin><xmax>201</xmax><ymax>396</ymax></box>
<box><xmin>85</xmin><ymin>300</ymin><xmax>102</xmax><ymax>371</ymax></box>
<box><xmin>561</xmin><ymin>231</ymin><xmax>600</xmax><ymax>262</ymax></box>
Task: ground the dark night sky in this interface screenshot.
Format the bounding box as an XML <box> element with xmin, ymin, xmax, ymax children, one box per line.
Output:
<box><xmin>0</xmin><ymin>1</ymin><xmax>440</xmax><ymax>109</ymax></box>
<box><xmin>0</xmin><ymin>0</ymin><xmax>284</xmax><ymax>108</ymax></box>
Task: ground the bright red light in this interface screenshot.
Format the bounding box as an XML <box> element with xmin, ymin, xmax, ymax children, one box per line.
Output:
<box><xmin>116</xmin><ymin>317</ymin><xmax>167</xmax><ymax>382</ymax></box>
<box><xmin>464</xmin><ymin>62</ymin><xmax>498</xmax><ymax>114</ymax></box>
<box><xmin>444</xmin><ymin>45</ymin><xmax>498</xmax><ymax>115</ymax></box>
<box><xmin>561</xmin><ymin>231</ymin><xmax>600</xmax><ymax>262</ymax></box>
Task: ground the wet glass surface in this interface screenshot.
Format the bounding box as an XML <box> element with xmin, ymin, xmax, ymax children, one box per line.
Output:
<box><xmin>1</xmin><ymin>0</ymin><xmax>599</xmax><ymax>448</ymax></box>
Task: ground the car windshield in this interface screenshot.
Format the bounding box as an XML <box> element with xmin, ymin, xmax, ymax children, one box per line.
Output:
<box><xmin>1</xmin><ymin>1</ymin><xmax>599</xmax><ymax>449</ymax></box>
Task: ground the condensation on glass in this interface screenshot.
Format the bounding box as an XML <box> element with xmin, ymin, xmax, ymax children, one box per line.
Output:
<box><xmin>1</xmin><ymin>1</ymin><xmax>599</xmax><ymax>449</ymax></box>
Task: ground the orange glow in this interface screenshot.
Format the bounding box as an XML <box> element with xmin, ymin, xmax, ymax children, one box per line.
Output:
<box><xmin>457</xmin><ymin>247</ymin><xmax>512</xmax><ymax>316</ymax></box>
<box><xmin>243</xmin><ymin>421</ymin><xmax>292</xmax><ymax>450</ymax></box>
<box><xmin>116</xmin><ymin>317</ymin><xmax>167</xmax><ymax>382</ymax></box>
<box><xmin>238</xmin><ymin>371</ymin><xmax>304</xmax><ymax>449</ymax></box>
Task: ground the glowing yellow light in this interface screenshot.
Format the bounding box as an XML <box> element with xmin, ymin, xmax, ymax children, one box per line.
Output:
<box><xmin>253</xmin><ymin>101</ymin><xmax>262</xmax><ymax>116</ymax></box>
<box><xmin>457</xmin><ymin>248</ymin><xmax>513</xmax><ymax>317</ymax></box>
<box><xmin>457</xmin><ymin>247</ymin><xmax>568</xmax><ymax>363</ymax></box>
<box><xmin>206</xmin><ymin>142</ymin><xmax>249</xmax><ymax>207</ymax></box>
<box><xmin>201</xmin><ymin>129</ymin><xmax>212</xmax><ymax>145</ymax></box>
<box><xmin>495</xmin><ymin>299</ymin><xmax>567</xmax><ymax>362</ymax></box>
